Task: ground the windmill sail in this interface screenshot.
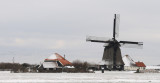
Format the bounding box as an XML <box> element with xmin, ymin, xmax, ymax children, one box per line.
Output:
<box><xmin>113</xmin><ymin>14</ymin><xmax>120</xmax><ymax>38</ymax></box>
<box><xmin>86</xmin><ymin>36</ymin><xmax>112</xmax><ymax>43</ymax></box>
<box><xmin>120</xmin><ymin>43</ymin><xmax>143</xmax><ymax>49</ymax></box>
<box><xmin>119</xmin><ymin>41</ymin><xmax>143</xmax><ymax>49</ymax></box>
<box><xmin>119</xmin><ymin>41</ymin><xmax>143</xmax><ymax>45</ymax></box>
<box><xmin>115</xmin><ymin>14</ymin><xmax>120</xmax><ymax>38</ymax></box>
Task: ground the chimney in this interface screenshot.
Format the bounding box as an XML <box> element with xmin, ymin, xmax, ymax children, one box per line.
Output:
<box><xmin>64</xmin><ymin>54</ymin><xmax>65</xmax><ymax>60</ymax></box>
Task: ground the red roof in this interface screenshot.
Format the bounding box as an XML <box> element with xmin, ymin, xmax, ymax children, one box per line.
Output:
<box><xmin>135</xmin><ymin>62</ymin><xmax>146</xmax><ymax>67</ymax></box>
<box><xmin>45</xmin><ymin>53</ymin><xmax>72</xmax><ymax>66</ymax></box>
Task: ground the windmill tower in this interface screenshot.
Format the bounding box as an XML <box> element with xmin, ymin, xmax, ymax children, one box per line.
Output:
<box><xmin>86</xmin><ymin>14</ymin><xmax>143</xmax><ymax>70</ymax></box>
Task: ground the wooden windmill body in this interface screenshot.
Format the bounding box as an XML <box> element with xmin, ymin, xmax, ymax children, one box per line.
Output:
<box><xmin>86</xmin><ymin>14</ymin><xmax>143</xmax><ymax>70</ymax></box>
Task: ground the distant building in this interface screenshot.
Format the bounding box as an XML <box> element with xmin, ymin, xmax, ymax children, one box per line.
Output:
<box><xmin>123</xmin><ymin>55</ymin><xmax>146</xmax><ymax>71</ymax></box>
<box><xmin>38</xmin><ymin>53</ymin><xmax>74</xmax><ymax>72</ymax></box>
<box><xmin>135</xmin><ymin>62</ymin><xmax>146</xmax><ymax>70</ymax></box>
<box><xmin>146</xmin><ymin>66</ymin><xmax>160</xmax><ymax>70</ymax></box>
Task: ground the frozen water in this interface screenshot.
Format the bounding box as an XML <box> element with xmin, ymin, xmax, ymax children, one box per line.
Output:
<box><xmin>0</xmin><ymin>72</ymin><xmax>160</xmax><ymax>83</ymax></box>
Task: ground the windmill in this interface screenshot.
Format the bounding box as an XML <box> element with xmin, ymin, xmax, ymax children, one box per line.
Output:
<box><xmin>86</xmin><ymin>14</ymin><xmax>143</xmax><ymax>70</ymax></box>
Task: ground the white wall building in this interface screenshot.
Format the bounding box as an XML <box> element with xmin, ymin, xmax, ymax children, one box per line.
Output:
<box><xmin>122</xmin><ymin>55</ymin><xmax>146</xmax><ymax>71</ymax></box>
<box><xmin>38</xmin><ymin>53</ymin><xmax>73</xmax><ymax>71</ymax></box>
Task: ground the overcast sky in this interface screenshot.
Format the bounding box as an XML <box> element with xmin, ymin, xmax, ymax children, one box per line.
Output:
<box><xmin>0</xmin><ymin>0</ymin><xmax>160</xmax><ymax>65</ymax></box>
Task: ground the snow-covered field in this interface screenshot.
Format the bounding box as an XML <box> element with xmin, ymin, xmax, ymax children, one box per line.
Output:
<box><xmin>0</xmin><ymin>71</ymin><xmax>160</xmax><ymax>83</ymax></box>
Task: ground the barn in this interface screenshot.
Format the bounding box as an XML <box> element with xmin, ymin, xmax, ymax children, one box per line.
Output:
<box><xmin>123</xmin><ymin>55</ymin><xmax>146</xmax><ymax>71</ymax></box>
<box><xmin>38</xmin><ymin>53</ymin><xmax>74</xmax><ymax>72</ymax></box>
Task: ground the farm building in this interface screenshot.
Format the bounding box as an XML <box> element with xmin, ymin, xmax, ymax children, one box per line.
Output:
<box><xmin>123</xmin><ymin>55</ymin><xmax>146</xmax><ymax>71</ymax></box>
<box><xmin>38</xmin><ymin>53</ymin><xmax>74</xmax><ymax>72</ymax></box>
<box><xmin>135</xmin><ymin>61</ymin><xmax>146</xmax><ymax>70</ymax></box>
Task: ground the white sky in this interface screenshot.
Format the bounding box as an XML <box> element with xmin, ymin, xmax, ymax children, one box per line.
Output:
<box><xmin>0</xmin><ymin>0</ymin><xmax>160</xmax><ymax>65</ymax></box>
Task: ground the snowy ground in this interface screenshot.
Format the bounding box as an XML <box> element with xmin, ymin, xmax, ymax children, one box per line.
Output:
<box><xmin>0</xmin><ymin>71</ymin><xmax>160</xmax><ymax>83</ymax></box>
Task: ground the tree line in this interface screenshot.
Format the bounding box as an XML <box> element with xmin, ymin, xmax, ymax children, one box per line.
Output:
<box><xmin>0</xmin><ymin>62</ymin><xmax>37</xmax><ymax>73</ymax></box>
<box><xmin>0</xmin><ymin>60</ymin><xmax>98</xmax><ymax>73</ymax></box>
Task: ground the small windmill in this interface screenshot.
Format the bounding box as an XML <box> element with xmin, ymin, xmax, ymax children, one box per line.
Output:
<box><xmin>86</xmin><ymin>14</ymin><xmax>143</xmax><ymax>70</ymax></box>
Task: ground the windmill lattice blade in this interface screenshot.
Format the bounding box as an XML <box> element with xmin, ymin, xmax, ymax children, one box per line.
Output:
<box><xmin>115</xmin><ymin>14</ymin><xmax>120</xmax><ymax>38</ymax></box>
<box><xmin>120</xmin><ymin>43</ymin><xmax>143</xmax><ymax>49</ymax></box>
<box><xmin>86</xmin><ymin>36</ymin><xmax>112</xmax><ymax>43</ymax></box>
<box><xmin>119</xmin><ymin>41</ymin><xmax>143</xmax><ymax>45</ymax></box>
<box><xmin>119</xmin><ymin>41</ymin><xmax>143</xmax><ymax>49</ymax></box>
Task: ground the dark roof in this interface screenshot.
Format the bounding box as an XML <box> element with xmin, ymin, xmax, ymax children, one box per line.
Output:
<box><xmin>135</xmin><ymin>62</ymin><xmax>146</xmax><ymax>67</ymax></box>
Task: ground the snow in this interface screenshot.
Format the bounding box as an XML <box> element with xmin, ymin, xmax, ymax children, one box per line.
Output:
<box><xmin>0</xmin><ymin>71</ymin><xmax>11</xmax><ymax>73</ymax></box>
<box><xmin>146</xmin><ymin>66</ymin><xmax>160</xmax><ymax>70</ymax></box>
<box><xmin>47</xmin><ymin>54</ymin><xmax>57</xmax><ymax>59</ymax></box>
<box><xmin>0</xmin><ymin>72</ymin><xmax>160</xmax><ymax>83</ymax></box>
<box><xmin>122</xmin><ymin>55</ymin><xmax>135</xmax><ymax>66</ymax></box>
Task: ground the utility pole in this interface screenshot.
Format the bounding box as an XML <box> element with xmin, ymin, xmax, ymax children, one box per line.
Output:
<box><xmin>13</xmin><ymin>57</ymin><xmax>14</xmax><ymax>64</ymax></box>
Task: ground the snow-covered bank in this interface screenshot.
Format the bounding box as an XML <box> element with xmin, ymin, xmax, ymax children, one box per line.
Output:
<box><xmin>0</xmin><ymin>71</ymin><xmax>11</xmax><ymax>73</ymax></box>
<box><xmin>94</xmin><ymin>70</ymin><xmax>136</xmax><ymax>73</ymax></box>
<box><xmin>0</xmin><ymin>73</ymin><xmax>160</xmax><ymax>83</ymax></box>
